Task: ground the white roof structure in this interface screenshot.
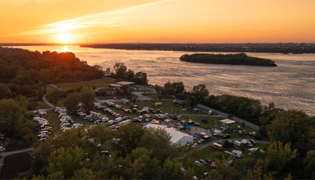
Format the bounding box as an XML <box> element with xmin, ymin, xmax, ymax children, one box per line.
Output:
<box><xmin>144</xmin><ymin>124</ymin><xmax>193</xmax><ymax>147</ymax></box>
<box><xmin>220</xmin><ymin>119</ymin><xmax>236</xmax><ymax>124</ymax></box>
<box><xmin>116</xmin><ymin>81</ymin><xmax>135</xmax><ymax>86</ymax></box>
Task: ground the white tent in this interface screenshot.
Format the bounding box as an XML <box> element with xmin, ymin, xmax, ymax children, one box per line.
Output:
<box><xmin>144</xmin><ymin>124</ymin><xmax>193</xmax><ymax>146</ymax></box>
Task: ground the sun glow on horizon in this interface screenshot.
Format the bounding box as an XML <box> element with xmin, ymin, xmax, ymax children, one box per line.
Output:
<box><xmin>57</xmin><ymin>33</ymin><xmax>72</xmax><ymax>43</ymax></box>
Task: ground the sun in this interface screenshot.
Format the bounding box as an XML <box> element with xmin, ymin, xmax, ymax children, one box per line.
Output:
<box><xmin>57</xmin><ymin>33</ymin><xmax>72</xmax><ymax>43</ymax></box>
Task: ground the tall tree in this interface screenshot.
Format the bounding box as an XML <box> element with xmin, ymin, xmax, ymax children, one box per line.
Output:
<box><xmin>48</xmin><ymin>146</ymin><xmax>84</xmax><ymax>179</ymax></box>
<box><xmin>80</xmin><ymin>87</ymin><xmax>96</xmax><ymax>113</ymax></box>
<box><xmin>192</xmin><ymin>84</ymin><xmax>209</xmax><ymax>102</ymax></box>
<box><xmin>172</xmin><ymin>82</ymin><xmax>185</xmax><ymax>95</ymax></box>
<box><xmin>47</xmin><ymin>88</ymin><xmax>62</xmax><ymax>105</ymax></box>
<box><xmin>0</xmin><ymin>83</ymin><xmax>12</xmax><ymax>99</ymax></box>
<box><xmin>64</xmin><ymin>92</ymin><xmax>81</xmax><ymax>114</ymax></box>
<box><xmin>113</xmin><ymin>62</ymin><xmax>127</xmax><ymax>78</ymax></box>
<box><xmin>267</xmin><ymin>110</ymin><xmax>313</xmax><ymax>154</ymax></box>
<box><xmin>265</xmin><ymin>141</ymin><xmax>297</xmax><ymax>174</ymax></box>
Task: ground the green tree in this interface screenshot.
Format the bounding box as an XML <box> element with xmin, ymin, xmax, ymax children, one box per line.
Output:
<box><xmin>186</xmin><ymin>95</ymin><xmax>198</xmax><ymax>108</ymax></box>
<box><xmin>0</xmin><ymin>98</ymin><xmax>25</xmax><ymax>137</ymax></box>
<box><xmin>113</xmin><ymin>62</ymin><xmax>127</xmax><ymax>78</ymax></box>
<box><xmin>38</xmin><ymin>69</ymin><xmax>51</xmax><ymax>83</ymax></box>
<box><xmin>192</xmin><ymin>84</ymin><xmax>209</xmax><ymax>102</ymax></box>
<box><xmin>72</xmin><ymin>168</ymin><xmax>96</xmax><ymax>179</ymax></box>
<box><xmin>304</xmin><ymin>150</ymin><xmax>315</xmax><ymax>178</ymax></box>
<box><xmin>172</xmin><ymin>82</ymin><xmax>185</xmax><ymax>95</ymax></box>
<box><xmin>80</xmin><ymin>87</ymin><xmax>96</xmax><ymax>113</ymax></box>
<box><xmin>0</xmin><ymin>83</ymin><xmax>12</xmax><ymax>99</ymax></box>
<box><xmin>265</xmin><ymin>141</ymin><xmax>297</xmax><ymax>174</ymax></box>
<box><xmin>65</xmin><ymin>92</ymin><xmax>81</xmax><ymax>114</ymax></box>
<box><xmin>112</xmin><ymin>123</ymin><xmax>144</xmax><ymax>157</ymax></box>
<box><xmin>48</xmin><ymin>88</ymin><xmax>62</xmax><ymax>105</ymax></box>
<box><xmin>48</xmin><ymin>146</ymin><xmax>84</xmax><ymax>179</ymax></box>
<box><xmin>267</xmin><ymin>110</ymin><xmax>312</xmax><ymax>154</ymax></box>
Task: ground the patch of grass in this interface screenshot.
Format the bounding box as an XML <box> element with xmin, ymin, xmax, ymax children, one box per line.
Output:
<box><xmin>56</xmin><ymin>78</ymin><xmax>113</xmax><ymax>90</ymax></box>
<box><xmin>36</xmin><ymin>100</ymin><xmax>51</xmax><ymax>109</ymax></box>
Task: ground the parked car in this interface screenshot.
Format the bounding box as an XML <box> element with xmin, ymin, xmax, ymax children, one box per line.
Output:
<box><xmin>199</xmin><ymin>159</ymin><xmax>207</xmax><ymax>165</ymax></box>
<box><xmin>233</xmin><ymin>140</ymin><xmax>242</xmax><ymax>147</ymax></box>
<box><xmin>238</xmin><ymin>130</ymin><xmax>242</xmax><ymax>135</ymax></box>
<box><xmin>249</xmin><ymin>139</ymin><xmax>257</xmax><ymax>145</ymax></box>
<box><xmin>191</xmin><ymin>143</ymin><xmax>198</xmax><ymax>148</ymax></box>
<box><xmin>198</xmin><ymin>139</ymin><xmax>205</xmax><ymax>144</ymax></box>
<box><xmin>194</xmin><ymin>161</ymin><xmax>201</xmax><ymax>166</ymax></box>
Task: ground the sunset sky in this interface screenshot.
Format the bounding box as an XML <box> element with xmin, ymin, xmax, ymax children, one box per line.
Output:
<box><xmin>1</xmin><ymin>0</ymin><xmax>315</xmax><ymax>43</ymax></box>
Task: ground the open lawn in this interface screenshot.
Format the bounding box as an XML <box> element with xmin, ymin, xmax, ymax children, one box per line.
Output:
<box><xmin>35</xmin><ymin>100</ymin><xmax>51</xmax><ymax>109</ymax></box>
<box><xmin>56</xmin><ymin>78</ymin><xmax>113</xmax><ymax>90</ymax></box>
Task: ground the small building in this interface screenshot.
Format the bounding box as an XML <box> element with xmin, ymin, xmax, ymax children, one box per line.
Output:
<box><xmin>144</xmin><ymin>124</ymin><xmax>193</xmax><ymax>146</ymax></box>
<box><xmin>108</xmin><ymin>84</ymin><xmax>121</xmax><ymax>90</ymax></box>
<box><xmin>173</xmin><ymin>99</ymin><xmax>187</xmax><ymax>106</ymax></box>
<box><xmin>116</xmin><ymin>81</ymin><xmax>135</xmax><ymax>87</ymax></box>
<box><xmin>219</xmin><ymin>119</ymin><xmax>236</xmax><ymax>130</ymax></box>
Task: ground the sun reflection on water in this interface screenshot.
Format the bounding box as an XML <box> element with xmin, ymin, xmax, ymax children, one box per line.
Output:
<box><xmin>62</xmin><ymin>46</ymin><xmax>69</xmax><ymax>52</ymax></box>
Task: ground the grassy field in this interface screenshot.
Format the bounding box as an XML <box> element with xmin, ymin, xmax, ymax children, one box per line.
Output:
<box><xmin>35</xmin><ymin>100</ymin><xmax>51</xmax><ymax>109</ymax></box>
<box><xmin>56</xmin><ymin>78</ymin><xmax>114</xmax><ymax>90</ymax></box>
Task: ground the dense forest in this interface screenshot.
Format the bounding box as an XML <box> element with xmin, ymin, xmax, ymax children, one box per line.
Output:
<box><xmin>0</xmin><ymin>47</ymin><xmax>103</xmax><ymax>98</ymax></box>
<box><xmin>179</xmin><ymin>53</ymin><xmax>277</xmax><ymax>66</ymax></box>
<box><xmin>80</xmin><ymin>43</ymin><xmax>315</xmax><ymax>54</ymax></box>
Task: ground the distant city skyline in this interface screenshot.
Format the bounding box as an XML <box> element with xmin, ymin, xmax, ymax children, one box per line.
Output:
<box><xmin>1</xmin><ymin>0</ymin><xmax>315</xmax><ymax>43</ymax></box>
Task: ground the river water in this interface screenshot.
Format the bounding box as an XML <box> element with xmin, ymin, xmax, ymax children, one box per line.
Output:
<box><xmin>7</xmin><ymin>45</ymin><xmax>315</xmax><ymax>116</ymax></box>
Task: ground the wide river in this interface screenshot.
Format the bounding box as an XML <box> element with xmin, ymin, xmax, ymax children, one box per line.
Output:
<box><xmin>7</xmin><ymin>45</ymin><xmax>315</xmax><ymax>116</ymax></box>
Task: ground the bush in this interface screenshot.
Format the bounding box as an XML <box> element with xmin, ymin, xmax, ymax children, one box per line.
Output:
<box><xmin>223</xmin><ymin>140</ymin><xmax>230</xmax><ymax>148</ymax></box>
<box><xmin>254</xmin><ymin>133</ymin><xmax>262</xmax><ymax>140</ymax></box>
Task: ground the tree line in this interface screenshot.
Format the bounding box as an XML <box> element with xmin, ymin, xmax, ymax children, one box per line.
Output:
<box><xmin>108</xmin><ymin>62</ymin><xmax>148</xmax><ymax>85</ymax></box>
<box><xmin>180</xmin><ymin>53</ymin><xmax>277</xmax><ymax>66</ymax></box>
<box><xmin>0</xmin><ymin>47</ymin><xmax>103</xmax><ymax>98</ymax></box>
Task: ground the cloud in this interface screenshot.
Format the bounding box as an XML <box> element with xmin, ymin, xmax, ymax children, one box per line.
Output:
<box><xmin>16</xmin><ymin>0</ymin><xmax>171</xmax><ymax>36</ymax></box>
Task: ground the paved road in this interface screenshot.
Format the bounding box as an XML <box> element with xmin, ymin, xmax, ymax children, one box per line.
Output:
<box><xmin>48</xmin><ymin>84</ymin><xmax>66</xmax><ymax>91</ymax></box>
<box><xmin>42</xmin><ymin>95</ymin><xmax>55</xmax><ymax>108</ymax></box>
<box><xmin>132</xmin><ymin>92</ymin><xmax>152</xmax><ymax>101</ymax></box>
<box><xmin>197</xmin><ymin>104</ymin><xmax>260</xmax><ymax>131</ymax></box>
<box><xmin>135</xmin><ymin>85</ymin><xmax>156</xmax><ymax>93</ymax></box>
<box><xmin>0</xmin><ymin>148</ymin><xmax>34</xmax><ymax>168</ymax></box>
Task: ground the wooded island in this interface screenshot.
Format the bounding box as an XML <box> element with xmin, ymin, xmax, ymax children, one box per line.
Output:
<box><xmin>180</xmin><ymin>53</ymin><xmax>277</xmax><ymax>66</ymax></box>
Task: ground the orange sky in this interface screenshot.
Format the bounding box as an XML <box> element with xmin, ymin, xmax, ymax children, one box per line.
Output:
<box><xmin>1</xmin><ymin>0</ymin><xmax>315</xmax><ymax>43</ymax></box>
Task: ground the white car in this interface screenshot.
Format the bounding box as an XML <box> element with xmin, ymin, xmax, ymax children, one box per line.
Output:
<box><xmin>194</xmin><ymin>161</ymin><xmax>201</xmax><ymax>166</ymax></box>
<box><xmin>192</xmin><ymin>143</ymin><xmax>198</xmax><ymax>148</ymax></box>
<box><xmin>0</xmin><ymin>146</ymin><xmax>6</xmax><ymax>151</ymax></box>
<box><xmin>208</xmin><ymin>110</ymin><xmax>212</xmax><ymax>115</ymax></box>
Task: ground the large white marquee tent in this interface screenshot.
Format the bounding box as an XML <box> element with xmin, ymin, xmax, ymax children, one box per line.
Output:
<box><xmin>144</xmin><ymin>124</ymin><xmax>193</xmax><ymax>146</ymax></box>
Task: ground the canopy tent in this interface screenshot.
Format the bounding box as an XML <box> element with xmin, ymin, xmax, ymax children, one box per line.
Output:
<box><xmin>144</xmin><ymin>124</ymin><xmax>193</xmax><ymax>146</ymax></box>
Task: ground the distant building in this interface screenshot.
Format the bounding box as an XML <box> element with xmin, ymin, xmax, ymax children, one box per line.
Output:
<box><xmin>108</xmin><ymin>81</ymin><xmax>135</xmax><ymax>90</ymax></box>
<box><xmin>219</xmin><ymin>119</ymin><xmax>236</xmax><ymax>130</ymax></box>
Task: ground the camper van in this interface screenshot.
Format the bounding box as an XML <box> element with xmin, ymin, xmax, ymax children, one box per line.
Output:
<box><xmin>233</xmin><ymin>141</ymin><xmax>242</xmax><ymax>147</ymax></box>
<box><xmin>232</xmin><ymin>150</ymin><xmax>244</xmax><ymax>158</ymax></box>
<box><xmin>211</xmin><ymin>142</ymin><xmax>223</xmax><ymax>150</ymax></box>
<box><xmin>114</xmin><ymin>117</ymin><xmax>122</xmax><ymax>123</ymax></box>
<box><xmin>107</xmin><ymin>120</ymin><xmax>114</xmax><ymax>126</ymax></box>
